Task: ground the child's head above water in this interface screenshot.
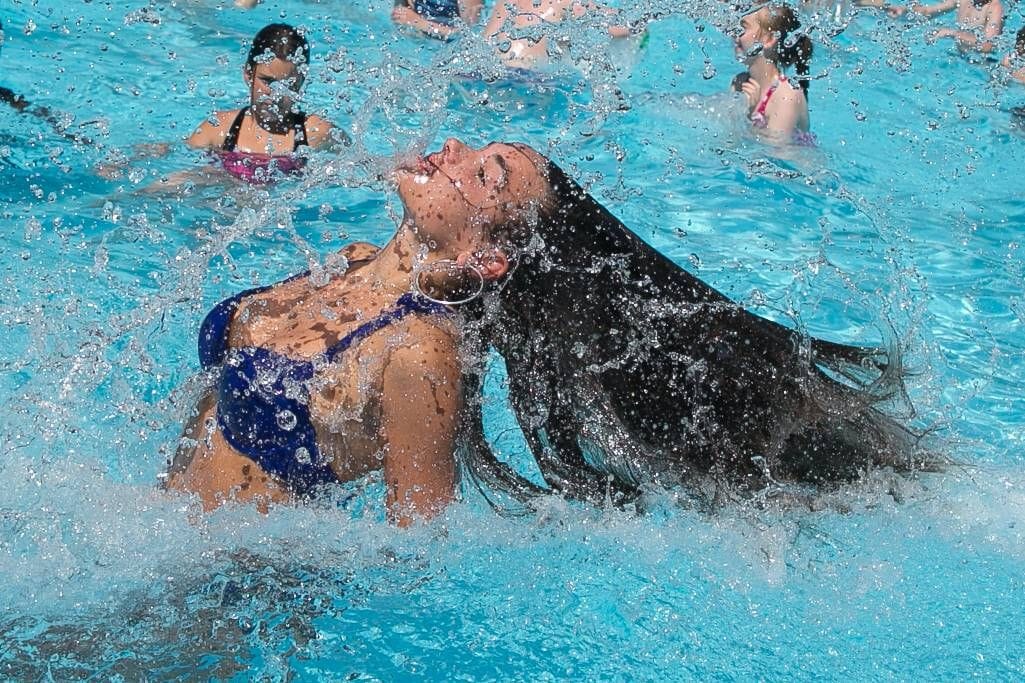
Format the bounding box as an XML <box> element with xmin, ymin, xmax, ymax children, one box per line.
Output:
<box><xmin>244</xmin><ymin>24</ymin><xmax>310</xmax><ymax>118</ymax></box>
<box><xmin>246</xmin><ymin>23</ymin><xmax>310</xmax><ymax>71</ymax></box>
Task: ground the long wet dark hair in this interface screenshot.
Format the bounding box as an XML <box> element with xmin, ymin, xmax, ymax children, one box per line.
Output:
<box><xmin>458</xmin><ymin>156</ymin><xmax>928</xmax><ymax>509</ymax></box>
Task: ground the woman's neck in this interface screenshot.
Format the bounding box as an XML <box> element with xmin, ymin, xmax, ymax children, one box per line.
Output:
<box><xmin>748</xmin><ymin>56</ymin><xmax>781</xmax><ymax>91</ymax></box>
<box><xmin>250</xmin><ymin>104</ymin><xmax>294</xmax><ymax>136</ymax></box>
<box><xmin>348</xmin><ymin>223</ymin><xmax>422</xmax><ymax>296</ymax></box>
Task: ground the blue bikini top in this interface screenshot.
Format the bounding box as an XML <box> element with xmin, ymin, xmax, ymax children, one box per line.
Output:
<box><xmin>198</xmin><ymin>277</ymin><xmax>449</xmax><ymax>495</ymax></box>
<box><xmin>413</xmin><ymin>0</ymin><xmax>461</xmax><ymax>24</ymax></box>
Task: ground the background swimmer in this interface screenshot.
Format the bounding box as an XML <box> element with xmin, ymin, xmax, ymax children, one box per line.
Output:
<box><xmin>484</xmin><ymin>0</ymin><xmax>636</xmax><ymax>70</ymax></box>
<box><xmin>186</xmin><ymin>23</ymin><xmax>342</xmax><ymax>184</ymax></box>
<box><xmin>860</xmin><ymin>0</ymin><xmax>1004</xmax><ymax>53</ymax></box>
<box><xmin>732</xmin><ymin>4</ymin><xmax>814</xmax><ymax>142</ymax></box>
<box><xmin>0</xmin><ymin>20</ymin><xmax>93</xmax><ymax>145</ymax></box>
<box><xmin>392</xmin><ymin>0</ymin><xmax>484</xmax><ymax>40</ymax></box>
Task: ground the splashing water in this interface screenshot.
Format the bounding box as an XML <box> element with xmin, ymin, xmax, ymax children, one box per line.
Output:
<box><xmin>1</xmin><ymin>0</ymin><xmax>1024</xmax><ymax>678</ymax></box>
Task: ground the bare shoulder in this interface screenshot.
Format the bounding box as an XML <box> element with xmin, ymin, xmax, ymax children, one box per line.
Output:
<box><xmin>304</xmin><ymin>114</ymin><xmax>337</xmax><ymax>148</ymax></box>
<box><xmin>187</xmin><ymin>109</ymin><xmax>242</xmax><ymax>149</ymax></box>
<box><xmin>385</xmin><ymin>315</ymin><xmax>461</xmax><ymax>380</ymax></box>
<box><xmin>339</xmin><ymin>241</ymin><xmax>381</xmax><ymax>263</ymax></box>
<box><xmin>779</xmin><ymin>78</ymin><xmax>807</xmax><ymax>103</ymax></box>
<box><xmin>242</xmin><ymin>242</ymin><xmax>379</xmax><ymax>306</ymax></box>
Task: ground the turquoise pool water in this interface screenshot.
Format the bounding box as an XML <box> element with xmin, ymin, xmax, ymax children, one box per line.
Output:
<box><xmin>2</xmin><ymin>0</ymin><xmax>1024</xmax><ymax>679</ymax></box>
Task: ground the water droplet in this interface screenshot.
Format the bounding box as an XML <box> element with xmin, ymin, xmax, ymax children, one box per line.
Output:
<box><xmin>295</xmin><ymin>447</ymin><xmax>311</xmax><ymax>464</ymax></box>
<box><xmin>24</xmin><ymin>217</ymin><xmax>42</xmax><ymax>241</ymax></box>
<box><xmin>276</xmin><ymin>410</ymin><xmax>297</xmax><ymax>431</ymax></box>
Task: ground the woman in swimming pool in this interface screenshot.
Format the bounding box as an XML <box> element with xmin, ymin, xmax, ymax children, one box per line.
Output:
<box><xmin>167</xmin><ymin>138</ymin><xmax>926</xmax><ymax>523</ymax></box>
<box><xmin>733</xmin><ymin>4</ymin><xmax>814</xmax><ymax>142</ymax></box>
<box><xmin>484</xmin><ymin>0</ymin><xmax>637</xmax><ymax>70</ymax></box>
<box><xmin>391</xmin><ymin>0</ymin><xmax>483</xmax><ymax>40</ymax></box>
<box><xmin>186</xmin><ymin>23</ymin><xmax>343</xmax><ymax>184</ymax></box>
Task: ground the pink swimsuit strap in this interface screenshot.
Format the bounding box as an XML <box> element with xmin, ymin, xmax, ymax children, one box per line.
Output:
<box><xmin>751</xmin><ymin>75</ymin><xmax>787</xmax><ymax>127</ymax></box>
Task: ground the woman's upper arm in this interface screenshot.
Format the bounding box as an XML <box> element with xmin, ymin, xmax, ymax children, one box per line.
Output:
<box><xmin>461</xmin><ymin>0</ymin><xmax>484</xmax><ymax>24</ymax></box>
<box><xmin>379</xmin><ymin>325</ymin><xmax>461</xmax><ymax>526</ymax></box>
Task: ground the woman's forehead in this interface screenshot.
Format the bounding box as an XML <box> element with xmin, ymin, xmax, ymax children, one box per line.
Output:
<box><xmin>253</xmin><ymin>57</ymin><xmax>301</xmax><ymax>76</ymax></box>
<box><xmin>483</xmin><ymin>144</ymin><xmax>546</xmax><ymax>187</ymax></box>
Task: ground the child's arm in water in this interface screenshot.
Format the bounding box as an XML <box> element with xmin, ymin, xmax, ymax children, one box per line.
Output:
<box><xmin>572</xmin><ymin>1</ymin><xmax>643</xmax><ymax>38</ymax></box>
<box><xmin>853</xmin><ymin>0</ymin><xmax>912</xmax><ymax>18</ymax></box>
<box><xmin>929</xmin><ymin>1</ymin><xmax>1003</xmax><ymax>53</ymax></box>
<box><xmin>901</xmin><ymin>0</ymin><xmax>958</xmax><ymax>16</ymax></box>
<box><xmin>391</xmin><ymin>0</ymin><xmax>460</xmax><ymax>40</ymax></box>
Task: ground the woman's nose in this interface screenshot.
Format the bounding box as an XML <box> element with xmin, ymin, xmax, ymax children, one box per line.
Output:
<box><xmin>442</xmin><ymin>138</ymin><xmax>468</xmax><ymax>161</ymax></box>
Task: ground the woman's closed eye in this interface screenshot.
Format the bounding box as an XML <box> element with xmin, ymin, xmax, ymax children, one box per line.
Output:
<box><xmin>481</xmin><ymin>155</ymin><xmax>510</xmax><ymax>190</ymax></box>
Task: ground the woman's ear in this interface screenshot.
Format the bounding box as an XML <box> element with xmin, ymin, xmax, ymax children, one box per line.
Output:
<box><xmin>243</xmin><ymin>66</ymin><xmax>253</xmax><ymax>86</ymax></box>
<box><xmin>479</xmin><ymin>250</ymin><xmax>509</xmax><ymax>281</ymax></box>
<box><xmin>458</xmin><ymin>249</ymin><xmax>509</xmax><ymax>281</ymax></box>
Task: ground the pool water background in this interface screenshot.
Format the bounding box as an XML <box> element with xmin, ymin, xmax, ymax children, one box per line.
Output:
<box><xmin>1</xmin><ymin>0</ymin><xmax>1024</xmax><ymax>679</ymax></box>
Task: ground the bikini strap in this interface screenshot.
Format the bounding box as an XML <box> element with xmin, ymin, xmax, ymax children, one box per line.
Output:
<box><xmin>198</xmin><ymin>281</ymin><xmax>272</xmax><ymax>368</ymax></box>
<box><xmin>222</xmin><ymin>106</ymin><xmax>249</xmax><ymax>152</ymax></box>
<box><xmin>755</xmin><ymin>79</ymin><xmax>780</xmax><ymax>118</ymax></box>
<box><xmin>198</xmin><ymin>268</ymin><xmax>313</xmax><ymax>368</ymax></box>
<box><xmin>293</xmin><ymin>112</ymin><xmax>309</xmax><ymax>151</ymax></box>
<box><xmin>323</xmin><ymin>293</ymin><xmax>450</xmax><ymax>364</ymax></box>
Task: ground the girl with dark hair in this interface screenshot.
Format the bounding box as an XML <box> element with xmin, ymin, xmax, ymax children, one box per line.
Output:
<box><xmin>166</xmin><ymin>139</ymin><xmax>541</xmax><ymax>524</ymax></box>
<box><xmin>167</xmin><ymin>138</ymin><xmax>926</xmax><ymax>522</ymax></box>
<box><xmin>392</xmin><ymin>0</ymin><xmax>483</xmax><ymax>40</ymax></box>
<box><xmin>186</xmin><ymin>23</ymin><xmax>343</xmax><ymax>184</ymax></box>
<box><xmin>733</xmin><ymin>4</ymin><xmax>815</xmax><ymax>143</ymax></box>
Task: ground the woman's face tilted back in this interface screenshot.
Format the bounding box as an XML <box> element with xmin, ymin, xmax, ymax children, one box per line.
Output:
<box><xmin>393</xmin><ymin>139</ymin><xmax>550</xmax><ymax>258</ymax></box>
